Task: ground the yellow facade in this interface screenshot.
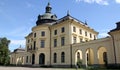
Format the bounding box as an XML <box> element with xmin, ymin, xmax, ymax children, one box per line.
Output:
<box><xmin>10</xmin><ymin>3</ymin><xmax>120</xmax><ymax>68</ymax></box>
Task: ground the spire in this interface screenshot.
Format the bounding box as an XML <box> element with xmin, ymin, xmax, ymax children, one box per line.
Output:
<box><xmin>46</xmin><ymin>2</ymin><xmax>52</xmax><ymax>13</ymax></box>
<box><xmin>85</xmin><ymin>20</ymin><xmax>88</xmax><ymax>25</ymax></box>
<box><xmin>67</xmin><ymin>10</ymin><xmax>70</xmax><ymax>16</ymax></box>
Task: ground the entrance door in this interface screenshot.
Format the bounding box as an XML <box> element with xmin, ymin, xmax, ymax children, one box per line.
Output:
<box><xmin>39</xmin><ymin>53</ymin><xmax>45</xmax><ymax>65</ymax></box>
<box><xmin>32</xmin><ymin>54</ymin><xmax>35</xmax><ymax>64</ymax></box>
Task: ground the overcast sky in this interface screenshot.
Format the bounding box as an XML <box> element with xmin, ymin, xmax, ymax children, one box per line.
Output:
<box><xmin>0</xmin><ymin>0</ymin><xmax>120</xmax><ymax>52</ymax></box>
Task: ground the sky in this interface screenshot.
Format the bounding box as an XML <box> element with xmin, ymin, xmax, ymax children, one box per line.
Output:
<box><xmin>0</xmin><ymin>0</ymin><xmax>120</xmax><ymax>52</ymax></box>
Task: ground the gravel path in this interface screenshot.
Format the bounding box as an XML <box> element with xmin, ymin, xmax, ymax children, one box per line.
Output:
<box><xmin>0</xmin><ymin>66</ymin><xmax>77</xmax><ymax>70</ymax></box>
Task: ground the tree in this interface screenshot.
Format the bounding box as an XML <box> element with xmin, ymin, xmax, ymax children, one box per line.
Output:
<box><xmin>0</xmin><ymin>37</ymin><xmax>10</xmax><ymax>65</ymax></box>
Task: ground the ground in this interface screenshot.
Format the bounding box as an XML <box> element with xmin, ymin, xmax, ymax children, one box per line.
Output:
<box><xmin>0</xmin><ymin>66</ymin><xmax>84</xmax><ymax>70</ymax></box>
<box><xmin>0</xmin><ymin>66</ymin><xmax>119</xmax><ymax>70</ymax></box>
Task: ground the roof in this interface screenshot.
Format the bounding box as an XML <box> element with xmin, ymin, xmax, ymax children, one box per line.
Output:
<box><xmin>110</xmin><ymin>21</ymin><xmax>120</xmax><ymax>32</ymax></box>
<box><xmin>13</xmin><ymin>46</ymin><xmax>25</xmax><ymax>53</ymax></box>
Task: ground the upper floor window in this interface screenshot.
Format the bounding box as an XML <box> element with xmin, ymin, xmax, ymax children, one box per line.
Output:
<box><xmin>54</xmin><ymin>53</ymin><xmax>57</xmax><ymax>63</ymax></box>
<box><xmin>79</xmin><ymin>29</ymin><xmax>82</xmax><ymax>34</ymax></box>
<box><xmin>73</xmin><ymin>37</ymin><xmax>77</xmax><ymax>44</ymax></box>
<box><xmin>41</xmin><ymin>40</ymin><xmax>45</xmax><ymax>48</ymax></box>
<box><xmin>54</xmin><ymin>30</ymin><xmax>57</xmax><ymax>35</ymax></box>
<box><xmin>85</xmin><ymin>31</ymin><xmax>87</xmax><ymax>36</ymax></box>
<box><xmin>33</xmin><ymin>41</ymin><xmax>36</xmax><ymax>50</ymax></box>
<box><xmin>41</xmin><ymin>31</ymin><xmax>45</xmax><ymax>36</ymax></box>
<box><xmin>28</xmin><ymin>39</ymin><xmax>30</xmax><ymax>43</ymax></box>
<box><xmin>61</xmin><ymin>27</ymin><xmax>65</xmax><ymax>33</ymax></box>
<box><xmin>54</xmin><ymin>39</ymin><xmax>57</xmax><ymax>47</ymax></box>
<box><xmin>61</xmin><ymin>52</ymin><xmax>65</xmax><ymax>63</ymax></box>
<box><xmin>61</xmin><ymin>37</ymin><xmax>65</xmax><ymax>46</ymax></box>
<box><xmin>34</xmin><ymin>33</ymin><xmax>36</xmax><ymax>37</ymax></box>
<box><xmin>73</xmin><ymin>26</ymin><xmax>76</xmax><ymax>32</ymax></box>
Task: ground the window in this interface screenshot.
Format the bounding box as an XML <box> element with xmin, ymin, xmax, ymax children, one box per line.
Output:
<box><xmin>85</xmin><ymin>31</ymin><xmax>87</xmax><ymax>36</ymax></box>
<box><xmin>27</xmin><ymin>46</ymin><xmax>29</xmax><ymax>51</ymax></box>
<box><xmin>73</xmin><ymin>37</ymin><xmax>76</xmax><ymax>44</ymax></box>
<box><xmin>31</xmin><ymin>45</ymin><xmax>32</xmax><ymax>50</ymax></box>
<box><xmin>33</xmin><ymin>41</ymin><xmax>36</xmax><ymax>50</ymax></box>
<box><xmin>79</xmin><ymin>29</ymin><xmax>82</xmax><ymax>34</ymax></box>
<box><xmin>41</xmin><ymin>40</ymin><xmax>45</xmax><ymax>48</ymax></box>
<box><xmin>103</xmin><ymin>52</ymin><xmax>107</xmax><ymax>63</ymax></box>
<box><xmin>73</xmin><ymin>26</ymin><xmax>76</xmax><ymax>32</ymax></box>
<box><xmin>54</xmin><ymin>53</ymin><xmax>57</xmax><ymax>63</ymax></box>
<box><xmin>26</xmin><ymin>56</ymin><xmax>28</xmax><ymax>63</ymax></box>
<box><xmin>30</xmin><ymin>56</ymin><xmax>31</xmax><ymax>63</ymax></box>
<box><xmin>41</xmin><ymin>31</ymin><xmax>45</xmax><ymax>36</ymax></box>
<box><xmin>34</xmin><ymin>33</ymin><xmax>36</xmax><ymax>37</ymax></box>
<box><xmin>61</xmin><ymin>52</ymin><xmax>65</xmax><ymax>63</ymax></box>
<box><xmin>85</xmin><ymin>39</ymin><xmax>88</xmax><ymax>42</ymax></box>
<box><xmin>54</xmin><ymin>39</ymin><xmax>57</xmax><ymax>47</ymax></box>
<box><xmin>61</xmin><ymin>37</ymin><xmax>65</xmax><ymax>46</ymax></box>
<box><xmin>80</xmin><ymin>38</ymin><xmax>83</xmax><ymax>43</ymax></box>
<box><xmin>28</xmin><ymin>39</ymin><xmax>30</xmax><ymax>43</ymax></box>
<box><xmin>54</xmin><ymin>30</ymin><xmax>57</xmax><ymax>35</ymax></box>
<box><xmin>90</xmin><ymin>33</ymin><xmax>92</xmax><ymax>38</ymax></box>
<box><xmin>77</xmin><ymin>52</ymin><xmax>80</xmax><ymax>59</ymax></box>
<box><xmin>61</xmin><ymin>27</ymin><xmax>65</xmax><ymax>33</ymax></box>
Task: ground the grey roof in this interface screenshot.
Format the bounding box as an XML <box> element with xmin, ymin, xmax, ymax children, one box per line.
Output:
<box><xmin>13</xmin><ymin>46</ymin><xmax>25</xmax><ymax>53</ymax></box>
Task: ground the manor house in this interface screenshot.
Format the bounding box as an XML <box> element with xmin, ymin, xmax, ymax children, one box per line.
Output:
<box><xmin>10</xmin><ymin>3</ymin><xmax>120</xmax><ymax>67</ymax></box>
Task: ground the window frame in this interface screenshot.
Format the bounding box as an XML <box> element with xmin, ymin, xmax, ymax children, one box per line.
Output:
<box><xmin>41</xmin><ymin>31</ymin><xmax>45</xmax><ymax>36</ymax></box>
<box><xmin>41</xmin><ymin>40</ymin><xmax>45</xmax><ymax>48</ymax></box>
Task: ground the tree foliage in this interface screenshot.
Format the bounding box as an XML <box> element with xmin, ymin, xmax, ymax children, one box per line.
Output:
<box><xmin>0</xmin><ymin>37</ymin><xmax>10</xmax><ymax>65</ymax></box>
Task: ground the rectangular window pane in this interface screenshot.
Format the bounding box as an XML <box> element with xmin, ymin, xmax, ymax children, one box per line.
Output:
<box><xmin>73</xmin><ymin>26</ymin><xmax>76</xmax><ymax>32</ymax></box>
<box><xmin>54</xmin><ymin>39</ymin><xmax>57</xmax><ymax>47</ymax></box>
<box><xmin>34</xmin><ymin>33</ymin><xmax>36</xmax><ymax>37</ymax></box>
<box><xmin>54</xmin><ymin>30</ymin><xmax>57</xmax><ymax>35</ymax></box>
<box><xmin>61</xmin><ymin>27</ymin><xmax>65</xmax><ymax>33</ymax></box>
<box><xmin>61</xmin><ymin>37</ymin><xmax>65</xmax><ymax>46</ymax></box>
<box><xmin>79</xmin><ymin>29</ymin><xmax>82</xmax><ymax>34</ymax></box>
<box><xmin>73</xmin><ymin>37</ymin><xmax>76</xmax><ymax>43</ymax></box>
<box><xmin>85</xmin><ymin>31</ymin><xmax>87</xmax><ymax>36</ymax></box>
<box><xmin>41</xmin><ymin>40</ymin><xmax>45</xmax><ymax>48</ymax></box>
<box><xmin>41</xmin><ymin>31</ymin><xmax>45</xmax><ymax>36</ymax></box>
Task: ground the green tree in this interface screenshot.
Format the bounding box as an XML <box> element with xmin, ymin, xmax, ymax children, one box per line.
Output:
<box><xmin>0</xmin><ymin>37</ymin><xmax>10</xmax><ymax>65</ymax></box>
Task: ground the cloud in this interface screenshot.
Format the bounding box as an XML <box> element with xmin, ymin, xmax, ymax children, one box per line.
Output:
<box><xmin>10</xmin><ymin>39</ymin><xmax>25</xmax><ymax>45</ymax></box>
<box><xmin>75</xmin><ymin>0</ymin><xmax>109</xmax><ymax>5</ymax></box>
<box><xmin>9</xmin><ymin>39</ymin><xmax>25</xmax><ymax>52</ymax></box>
<box><xmin>99</xmin><ymin>33</ymin><xmax>109</xmax><ymax>38</ymax></box>
<box><xmin>115</xmin><ymin>0</ymin><xmax>120</xmax><ymax>4</ymax></box>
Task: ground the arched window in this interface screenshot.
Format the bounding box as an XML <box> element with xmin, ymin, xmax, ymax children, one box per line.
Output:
<box><xmin>54</xmin><ymin>53</ymin><xmax>57</xmax><ymax>63</ymax></box>
<box><xmin>61</xmin><ymin>52</ymin><xmax>65</xmax><ymax>63</ymax></box>
<box><xmin>77</xmin><ymin>52</ymin><xmax>80</xmax><ymax>59</ymax></box>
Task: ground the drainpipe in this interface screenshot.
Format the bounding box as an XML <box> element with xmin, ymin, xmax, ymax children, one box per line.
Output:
<box><xmin>49</xmin><ymin>26</ymin><xmax>52</xmax><ymax>66</ymax></box>
<box><xmin>70</xmin><ymin>44</ymin><xmax>72</xmax><ymax>68</ymax></box>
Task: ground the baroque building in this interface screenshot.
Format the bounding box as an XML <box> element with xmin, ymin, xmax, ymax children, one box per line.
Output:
<box><xmin>10</xmin><ymin>3</ymin><xmax>120</xmax><ymax>68</ymax></box>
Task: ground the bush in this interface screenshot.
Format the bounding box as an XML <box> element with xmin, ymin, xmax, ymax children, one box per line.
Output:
<box><xmin>76</xmin><ymin>59</ymin><xmax>82</xmax><ymax>68</ymax></box>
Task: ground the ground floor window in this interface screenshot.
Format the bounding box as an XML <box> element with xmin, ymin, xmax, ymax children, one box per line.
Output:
<box><xmin>54</xmin><ymin>53</ymin><xmax>57</xmax><ymax>63</ymax></box>
<box><xmin>61</xmin><ymin>52</ymin><xmax>65</xmax><ymax>63</ymax></box>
